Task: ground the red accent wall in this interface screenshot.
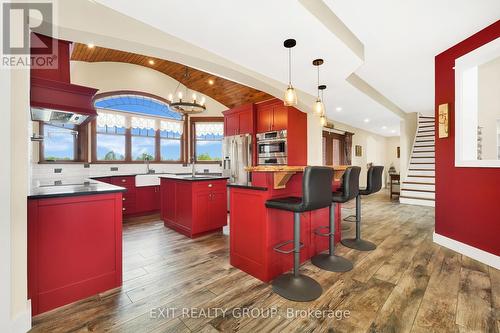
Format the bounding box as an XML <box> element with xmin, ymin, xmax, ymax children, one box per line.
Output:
<box><xmin>435</xmin><ymin>20</ymin><xmax>500</xmax><ymax>256</ymax></box>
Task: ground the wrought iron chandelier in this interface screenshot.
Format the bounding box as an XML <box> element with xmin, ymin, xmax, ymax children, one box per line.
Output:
<box><xmin>168</xmin><ymin>66</ymin><xmax>206</xmax><ymax>114</ymax></box>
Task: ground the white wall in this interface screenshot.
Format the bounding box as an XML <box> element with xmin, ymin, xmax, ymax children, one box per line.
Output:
<box><xmin>1</xmin><ymin>66</ymin><xmax>31</xmax><ymax>332</ymax></box>
<box><xmin>478</xmin><ymin>56</ymin><xmax>500</xmax><ymax>160</ymax></box>
<box><xmin>399</xmin><ymin>112</ymin><xmax>418</xmax><ymax>180</ymax></box>
<box><xmin>0</xmin><ymin>64</ymin><xmax>13</xmax><ymax>333</ymax></box>
<box><xmin>385</xmin><ymin>136</ymin><xmax>401</xmax><ymax>177</ymax></box>
<box><xmin>31</xmin><ymin>61</ymin><xmax>228</xmax><ymax>182</ymax></box>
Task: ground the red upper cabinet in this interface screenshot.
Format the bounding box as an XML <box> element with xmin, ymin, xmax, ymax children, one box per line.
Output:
<box><xmin>256</xmin><ymin>98</ymin><xmax>307</xmax><ymax>165</ymax></box>
<box><xmin>272</xmin><ymin>105</ymin><xmax>288</xmax><ymax>131</ymax></box>
<box><xmin>223</xmin><ymin>104</ymin><xmax>255</xmax><ymax>136</ymax></box>
<box><xmin>256</xmin><ymin>99</ymin><xmax>289</xmax><ymax>133</ymax></box>
<box><xmin>256</xmin><ymin>105</ymin><xmax>273</xmax><ymax>133</ymax></box>
<box><xmin>224</xmin><ymin>112</ymin><xmax>239</xmax><ymax>136</ymax></box>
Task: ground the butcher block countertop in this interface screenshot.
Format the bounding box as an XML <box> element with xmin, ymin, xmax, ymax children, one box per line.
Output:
<box><xmin>245</xmin><ymin>165</ymin><xmax>349</xmax><ymax>172</ymax></box>
<box><xmin>245</xmin><ymin>165</ymin><xmax>349</xmax><ymax>189</ymax></box>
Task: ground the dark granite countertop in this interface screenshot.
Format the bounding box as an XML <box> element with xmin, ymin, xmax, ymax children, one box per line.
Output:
<box><xmin>28</xmin><ymin>181</ymin><xmax>127</xmax><ymax>199</ymax></box>
<box><xmin>92</xmin><ymin>172</ymin><xmax>223</xmax><ymax>178</ymax></box>
<box><xmin>158</xmin><ymin>175</ymin><xmax>229</xmax><ymax>181</ymax></box>
<box><xmin>227</xmin><ymin>183</ymin><xmax>268</xmax><ymax>191</ymax></box>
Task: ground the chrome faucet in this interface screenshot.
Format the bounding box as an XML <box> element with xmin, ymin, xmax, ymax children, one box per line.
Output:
<box><xmin>145</xmin><ymin>156</ymin><xmax>154</xmax><ymax>174</ymax></box>
<box><xmin>191</xmin><ymin>157</ymin><xmax>196</xmax><ymax>177</ymax></box>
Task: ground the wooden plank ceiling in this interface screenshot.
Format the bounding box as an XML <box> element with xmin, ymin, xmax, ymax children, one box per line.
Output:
<box><xmin>71</xmin><ymin>43</ymin><xmax>273</xmax><ymax>109</ymax></box>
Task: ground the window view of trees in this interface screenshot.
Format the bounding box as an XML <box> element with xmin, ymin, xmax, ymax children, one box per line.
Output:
<box><xmin>193</xmin><ymin>122</ymin><xmax>223</xmax><ymax>162</ymax></box>
<box><xmin>43</xmin><ymin>124</ymin><xmax>77</xmax><ymax>161</ymax></box>
<box><xmin>96</xmin><ymin>126</ymin><xmax>126</xmax><ymax>161</ymax></box>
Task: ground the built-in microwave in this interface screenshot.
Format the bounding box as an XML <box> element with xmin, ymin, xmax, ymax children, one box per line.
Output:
<box><xmin>256</xmin><ymin>130</ymin><xmax>287</xmax><ymax>165</ymax></box>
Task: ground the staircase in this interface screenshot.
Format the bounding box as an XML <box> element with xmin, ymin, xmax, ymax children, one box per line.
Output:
<box><xmin>399</xmin><ymin>115</ymin><xmax>435</xmax><ymax>207</ymax></box>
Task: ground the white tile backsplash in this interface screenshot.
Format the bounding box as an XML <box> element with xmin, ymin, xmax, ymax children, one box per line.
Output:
<box><xmin>31</xmin><ymin>162</ymin><xmax>222</xmax><ymax>187</ymax></box>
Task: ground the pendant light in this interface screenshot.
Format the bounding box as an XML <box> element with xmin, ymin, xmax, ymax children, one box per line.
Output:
<box><xmin>318</xmin><ymin>84</ymin><xmax>327</xmax><ymax>126</ymax></box>
<box><xmin>283</xmin><ymin>39</ymin><xmax>298</xmax><ymax>106</ymax></box>
<box><xmin>312</xmin><ymin>59</ymin><xmax>325</xmax><ymax>115</ymax></box>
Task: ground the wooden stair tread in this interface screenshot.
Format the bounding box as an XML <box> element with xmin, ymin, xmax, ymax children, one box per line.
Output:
<box><xmin>403</xmin><ymin>181</ymin><xmax>435</xmax><ymax>185</ymax></box>
<box><xmin>401</xmin><ymin>188</ymin><xmax>435</xmax><ymax>193</ymax></box>
<box><xmin>407</xmin><ymin>175</ymin><xmax>435</xmax><ymax>178</ymax></box>
<box><xmin>400</xmin><ymin>195</ymin><xmax>435</xmax><ymax>201</ymax></box>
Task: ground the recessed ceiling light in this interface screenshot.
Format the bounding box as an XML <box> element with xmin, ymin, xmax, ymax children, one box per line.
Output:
<box><xmin>208</xmin><ymin>79</ymin><xmax>214</xmax><ymax>85</ymax></box>
<box><xmin>364</xmin><ymin>118</ymin><xmax>370</xmax><ymax>123</ymax></box>
<box><xmin>382</xmin><ymin>126</ymin><xmax>387</xmax><ymax>129</ymax></box>
<box><xmin>87</xmin><ymin>43</ymin><xmax>95</xmax><ymax>49</ymax></box>
<box><xmin>148</xmin><ymin>59</ymin><xmax>155</xmax><ymax>65</ymax></box>
<box><xmin>391</xmin><ymin>129</ymin><xmax>396</xmax><ymax>133</ymax></box>
<box><xmin>335</xmin><ymin>107</ymin><xmax>342</xmax><ymax>111</ymax></box>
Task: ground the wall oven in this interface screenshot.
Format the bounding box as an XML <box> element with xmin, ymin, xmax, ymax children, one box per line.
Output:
<box><xmin>256</xmin><ymin>130</ymin><xmax>287</xmax><ymax>165</ymax></box>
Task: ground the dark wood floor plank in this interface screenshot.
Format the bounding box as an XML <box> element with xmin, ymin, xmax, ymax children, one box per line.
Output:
<box><xmin>412</xmin><ymin>249</ymin><xmax>462</xmax><ymax>333</ymax></box>
<box><xmin>369</xmin><ymin>238</ymin><xmax>443</xmax><ymax>333</ymax></box>
<box><xmin>456</xmin><ymin>267</ymin><xmax>495</xmax><ymax>332</ymax></box>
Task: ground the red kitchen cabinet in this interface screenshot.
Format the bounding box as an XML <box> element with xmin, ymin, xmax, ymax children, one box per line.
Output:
<box><xmin>256</xmin><ymin>99</ymin><xmax>290</xmax><ymax>132</ymax></box>
<box><xmin>161</xmin><ymin>181</ymin><xmax>176</xmax><ymax>222</ymax></box>
<box><xmin>160</xmin><ymin>178</ymin><xmax>227</xmax><ymax>238</ymax></box>
<box><xmin>256</xmin><ymin>105</ymin><xmax>273</xmax><ymax>133</ymax></box>
<box><xmin>255</xmin><ymin>98</ymin><xmax>307</xmax><ymax>165</ymax></box>
<box><xmin>238</xmin><ymin>107</ymin><xmax>255</xmax><ymax>134</ymax></box>
<box><xmin>136</xmin><ymin>186</ymin><xmax>160</xmax><ymax>214</ymax></box>
<box><xmin>272</xmin><ymin>105</ymin><xmax>288</xmax><ymax>131</ymax></box>
<box><xmin>223</xmin><ymin>103</ymin><xmax>256</xmax><ymax>135</ymax></box>
<box><xmin>224</xmin><ymin>112</ymin><xmax>239</xmax><ymax>136</ymax></box>
<box><xmin>28</xmin><ymin>193</ymin><xmax>123</xmax><ymax>315</ymax></box>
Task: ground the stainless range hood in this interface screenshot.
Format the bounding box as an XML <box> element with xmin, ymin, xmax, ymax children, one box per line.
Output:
<box><xmin>30</xmin><ymin>77</ymin><xmax>98</xmax><ymax>126</ymax></box>
<box><xmin>31</xmin><ymin>107</ymin><xmax>89</xmax><ymax>125</ymax></box>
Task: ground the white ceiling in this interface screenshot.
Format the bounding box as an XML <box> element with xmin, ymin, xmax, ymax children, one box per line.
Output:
<box><xmin>326</xmin><ymin>0</ymin><xmax>500</xmax><ymax>115</ymax></box>
<box><xmin>93</xmin><ymin>0</ymin><xmax>499</xmax><ymax>136</ymax></box>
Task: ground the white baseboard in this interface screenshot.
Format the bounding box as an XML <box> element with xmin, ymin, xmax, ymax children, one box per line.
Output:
<box><xmin>433</xmin><ymin>232</ymin><xmax>500</xmax><ymax>270</ymax></box>
<box><xmin>9</xmin><ymin>300</ymin><xmax>31</xmax><ymax>333</ymax></box>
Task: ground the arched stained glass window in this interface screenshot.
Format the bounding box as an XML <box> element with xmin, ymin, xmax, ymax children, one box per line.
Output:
<box><xmin>92</xmin><ymin>92</ymin><xmax>184</xmax><ymax>162</ymax></box>
<box><xmin>94</xmin><ymin>94</ymin><xmax>183</xmax><ymax>120</ymax></box>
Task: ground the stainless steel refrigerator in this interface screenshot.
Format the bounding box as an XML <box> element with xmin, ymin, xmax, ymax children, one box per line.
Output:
<box><xmin>222</xmin><ymin>134</ymin><xmax>253</xmax><ymax>185</ymax></box>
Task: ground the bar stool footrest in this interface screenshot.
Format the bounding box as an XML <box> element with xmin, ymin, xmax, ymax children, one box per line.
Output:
<box><xmin>313</xmin><ymin>226</ymin><xmax>333</xmax><ymax>237</ymax></box>
<box><xmin>343</xmin><ymin>215</ymin><xmax>357</xmax><ymax>223</ymax></box>
<box><xmin>273</xmin><ymin>240</ymin><xmax>304</xmax><ymax>254</ymax></box>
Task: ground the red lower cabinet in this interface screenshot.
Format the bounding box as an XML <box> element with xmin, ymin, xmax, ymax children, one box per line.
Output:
<box><xmin>95</xmin><ymin>177</ymin><xmax>161</xmax><ymax>217</ymax></box>
<box><xmin>28</xmin><ymin>193</ymin><xmax>123</xmax><ymax>316</ymax></box>
<box><xmin>136</xmin><ymin>186</ymin><xmax>160</xmax><ymax>214</ymax></box>
<box><xmin>160</xmin><ymin>178</ymin><xmax>227</xmax><ymax>238</ymax></box>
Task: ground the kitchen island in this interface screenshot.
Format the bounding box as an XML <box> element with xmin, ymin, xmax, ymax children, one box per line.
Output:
<box><xmin>228</xmin><ymin>165</ymin><xmax>347</xmax><ymax>282</ymax></box>
<box><xmin>28</xmin><ymin>181</ymin><xmax>126</xmax><ymax>315</ymax></box>
<box><xmin>160</xmin><ymin>175</ymin><xmax>229</xmax><ymax>238</ymax></box>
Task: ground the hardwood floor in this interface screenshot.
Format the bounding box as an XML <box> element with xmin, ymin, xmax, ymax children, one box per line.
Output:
<box><xmin>30</xmin><ymin>192</ymin><xmax>499</xmax><ymax>333</ymax></box>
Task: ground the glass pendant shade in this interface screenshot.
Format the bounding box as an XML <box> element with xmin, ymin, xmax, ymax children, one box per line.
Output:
<box><xmin>314</xmin><ymin>98</ymin><xmax>324</xmax><ymax>115</ymax></box>
<box><xmin>320</xmin><ymin>115</ymin><xmax>327</xmax><ymax>126</ymax></box>
<box><xmin>284</xmin><ymin>85</ymin><xmax>298</xmax><ymax>106</ymax></box>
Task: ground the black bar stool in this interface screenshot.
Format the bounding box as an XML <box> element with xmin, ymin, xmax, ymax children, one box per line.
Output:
<box><xmin>341</xmin><ymin>166</ymin><xmax>384</xmax><ymax>251</ymax></box>
<box><xmin>311</xmin><ymin>166</ymin><xmax>360</xmax><ymax>272</ymax></box>
<box><xmin>265</xmin><ymin>166</ymin><xmax>333</xmax><ymax>302</ymax></box>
